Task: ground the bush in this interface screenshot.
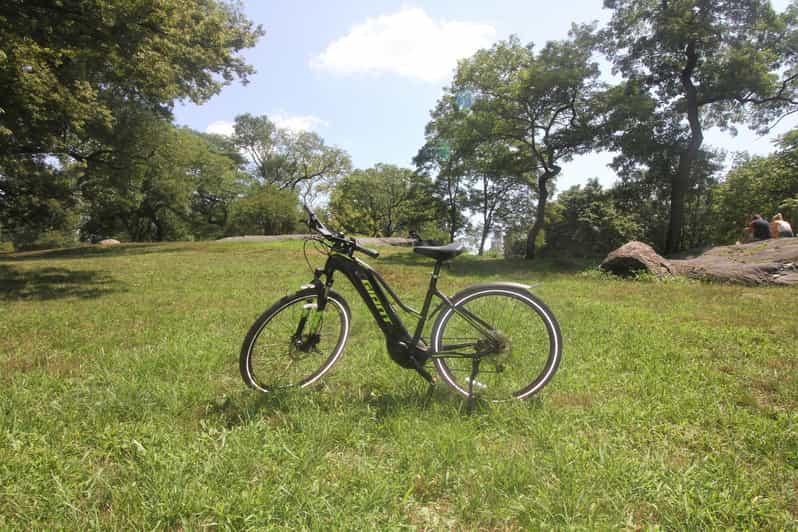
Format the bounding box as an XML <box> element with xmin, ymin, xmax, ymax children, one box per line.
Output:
<box><xmin>225</xmin><ymin>185</ymin><xmax>301</xmax><ymax>236</ymax></box>
<box><xmin>1</xmin><ymin>158</ymin><xmax>82</xmax><ymax>250</ymax></box>
<box><xmin>544</xmin><ymin>180</ymin><xmax>642</xmax><ymax>257</ymax></box>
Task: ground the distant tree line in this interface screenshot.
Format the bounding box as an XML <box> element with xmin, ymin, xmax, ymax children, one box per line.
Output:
<box><xmin>2</xmin><ymin>0</ymin><xmax>798</xmax><ymax>257</ymax></box>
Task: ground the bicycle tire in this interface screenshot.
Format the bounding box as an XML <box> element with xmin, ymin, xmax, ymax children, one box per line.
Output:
<box><xmin>431</xmin><ymin>283</ymin><xmax>562</xmax><ymax>401</ymax></box>
<box><xmin>240</xmin><ymin>288</ymin><xmax>351</xmax><ymax>392</ymax></box>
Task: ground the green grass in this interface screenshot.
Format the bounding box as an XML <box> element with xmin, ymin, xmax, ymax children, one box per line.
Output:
<box><xmin>1</xmin><ymin>241</ymin><xmax>797</xmax><ymax>529</ymax></box>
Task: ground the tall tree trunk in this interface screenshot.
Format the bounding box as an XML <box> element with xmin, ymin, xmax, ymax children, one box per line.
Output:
<box><xmin>478</xmin><ymin>176</ymin><xmax>489</xmax><ymax>255</ymax></box>
<box><xmin>479</xmin><ymin>222</ymin><xmax>490</xmax><ymax>255</ymax></box>
<box><xmin>525</xmin><ymin>171</ymin><xmax>556</xmax><ymax>259</ymax></box>
<box><xmin>448</xmin><ymin>176</ymin><xmax>458</xmax><ymax>243</ymax></box>
<box><xmin>449</xmin><ymin>198</ymin><xmax>458</xmax><ymax>243</ymax></box>
<box><xmin>666</xmin><ymin>40</ymin><xmax>703</xmax><ymax>254</ymax></box>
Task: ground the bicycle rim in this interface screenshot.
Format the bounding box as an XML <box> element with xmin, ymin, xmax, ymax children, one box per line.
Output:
<box><xmin>432</xmin><ymin>288</ymin><xmax>560</xmax><ymax>401</ymax></box>
<box><xmin>242</xmin><ymin>293</ymin><xmax>350</xmax><ymax>392</ymax></box>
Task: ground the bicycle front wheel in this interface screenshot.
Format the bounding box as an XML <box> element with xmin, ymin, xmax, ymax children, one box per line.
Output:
<box><xmin>431</xmin><ymin>283</ymin><xmax>561</xmax><ymax>401</ymax></box>
<box><xmin>240</xmin><ymin>288</ymin><xmax>351</xmax><ymax>392</ymax></box>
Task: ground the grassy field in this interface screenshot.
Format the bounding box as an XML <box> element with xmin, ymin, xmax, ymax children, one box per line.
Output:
<box><xmin>1</xmin><ymin>240</ymin><xmax>797</xmax><ymax>529</ymax></box>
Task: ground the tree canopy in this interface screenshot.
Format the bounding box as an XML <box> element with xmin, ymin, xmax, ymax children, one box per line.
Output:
<box><xmin>329</xmin><ymin>164</ymin><xmax>441</xmax><ymax>238</ymax></box>
<box><xmin>0</xmin><ymin>0</ymin><xmax>263</xmax><ymax>158</ymax></box>
<box><xmin>601</xmin><ymin>0</ymin><xmax>798</xmax><ymax>252</ymax></box>
<box><xmin>232</xmin><ymin>114</ymin><xmax>351</xmax><ymax>202</ymax></box>
<box><xmin>420</xmin><ymin>32</ymin><xmax>608</xmax><ymax>258</ymax></box>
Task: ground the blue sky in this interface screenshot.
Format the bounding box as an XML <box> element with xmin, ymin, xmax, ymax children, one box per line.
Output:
<box><xmin>174</xmin><ymin>0</ymin><xmax>798</xmax><ymax>193</ymax></box>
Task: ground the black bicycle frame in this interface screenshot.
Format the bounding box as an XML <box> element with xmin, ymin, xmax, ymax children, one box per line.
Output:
<box><xmin>317</xmin><ymin>252</ymin><xmax>495</xmax><ymax>359</ymax></box>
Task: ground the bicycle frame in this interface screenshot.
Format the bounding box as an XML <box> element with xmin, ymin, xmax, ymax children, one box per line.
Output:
<box><xmin>313</xmin><ymin>251</ymin><xmax>496</xmax><ymax>362</ymax></box>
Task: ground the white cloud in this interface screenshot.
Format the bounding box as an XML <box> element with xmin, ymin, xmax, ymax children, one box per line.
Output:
<box><xmin>205</xmin><ymin>114</ymin><xmax>327</xmax><ymax>137</ymax></box>
<box><xmin>205</xmin><ymin>120</ymin><xmax>234</xmax><ymax>136</ymax></box>
<box><xmin>272</xmin><ymin>113</ymin><xmax>328</xmax><ymax>132</ymax></box>
<box><xmin>311</xmin><ymin>7</ymin><xmax>496</xmax><ymax>82</ymax></box>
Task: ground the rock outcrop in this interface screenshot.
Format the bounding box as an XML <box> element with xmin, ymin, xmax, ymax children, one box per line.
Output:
<box><xmin>600</xmin><ymin>241</ymin><xmax>676</xmax><ymax>277</ymax></box>
<box><xmin>602</xmin><ymin>238</ymin><xmax>798</xmax><ymax>285</ymax></box>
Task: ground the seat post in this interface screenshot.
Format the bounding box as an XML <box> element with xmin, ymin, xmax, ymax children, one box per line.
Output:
<box><xmin>411</xmin><ymin>260</ymin><xmax>445</xmax><ymax>345</ymax></box>
<box><xmin>430</xmin><ymin>260</ymin><xmax>443</xmax><ymax>285</ymax></box>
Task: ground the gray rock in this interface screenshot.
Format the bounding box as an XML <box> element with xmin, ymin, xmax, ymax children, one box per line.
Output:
<box><xmin>600</xmin><ymin>241</ymin><xmax>675</xmax><ymax>277</ymax></box>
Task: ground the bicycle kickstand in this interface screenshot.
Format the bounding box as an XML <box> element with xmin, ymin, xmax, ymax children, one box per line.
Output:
<box><xmin>466</xmin><ymin>357</ymin><xmax>480</xmax><ymax>413</ymax></box>
<box><xmin>410</xmin><ymin>356</ymin><xmax>437</xmax><ymax>403</ymax></box>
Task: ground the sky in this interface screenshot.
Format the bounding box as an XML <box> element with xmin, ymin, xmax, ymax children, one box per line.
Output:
<box><xmin>174</xmin><ymin>0</ymin><xmax>798</xmax><ymax>193</ymax></box>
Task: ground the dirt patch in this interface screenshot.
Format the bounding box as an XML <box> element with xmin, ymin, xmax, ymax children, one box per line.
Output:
<box><xmin>1</xmin><ymin>352</ymin><xmax>82</xmax><ymax>378</ymax></box>
<box><xmin>551</xmin><ymin>391</ymin><xmax>595</xmax><ymax>408</ymax></box>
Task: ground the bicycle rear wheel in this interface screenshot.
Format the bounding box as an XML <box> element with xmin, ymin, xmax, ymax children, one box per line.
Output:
<box><xmin>431</xmin><ymin>284</ymin><xmax>561</xmax><ymax>401</ymax></box>
<box><xmin>240</xmin><ymin>289</ymin><xmax>351</xmax><ymax>392</ymax></box>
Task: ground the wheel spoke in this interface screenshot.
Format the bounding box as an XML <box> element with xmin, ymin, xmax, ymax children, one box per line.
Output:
<box><xmin>432</xmin><ymin>289</ymin><xmax>561</xmax><ymax>402</ymax></box>
<box><xmin>241</xmin><ymin>293</ymin><xmax>349</xmax><ymax>391</ymax></box>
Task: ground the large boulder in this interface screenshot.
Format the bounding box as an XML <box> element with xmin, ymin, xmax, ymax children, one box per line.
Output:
<box><xmin>600</xmin><ymin>241</ymin><xmax>675</xmax><ymax>277</ymax></box>
<box><xmin>601</xmin><ymin>238</ymin><xmax>798</xmax><ymax>285</ymax></box>
<box><xmin>670</xmin><ymin>238</ymin><xmax>798</xmax><ymax>285</ymax></box>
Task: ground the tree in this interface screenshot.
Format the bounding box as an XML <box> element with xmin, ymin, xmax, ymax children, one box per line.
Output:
<box><xmin>0</xmin><ymin>0</ymin><xmax>262</xmax><ymax>246</ymax></box>
<box><xmin>601</xmin><ymin>0</ymin><xmax>798</xmax><ymax>253</ymax></box>
<box><xmin>415</xmin><ymin>98</ymin><xmax>473</xmax><ymax>242</ymax></box>
<box><xmin>440</xmin><ymin>32</ymin><xmax>607</xmax><ymax>258</ymax></box>
<box><xmin>711</xmin><ymin>129</ymin><xmax>798</xmax><ymax>243</ymax></box>
<box><xmin>79</xmin><ymin>111</ymin><xmax>246</xmax><ymax>242</ymax></box>
<box><xmin>464</xmin><ymin>141</ymin><xmax>529</xmax><ymax>255</ymax></box>
<box><xmin>0</xmin><ymin>156</ymin><xmax>81</xmax><ymax>249</ymax></box>
<box><xmin>188</xmin><ymin>133</ymin><xmax>248</xmax><ymax>239</ymax></box>
<box><xmin>0</xmin><ymin>0</ymin><xmax>262</xmax><ymax>159</ymax></box>
<box><xmin>225</xmin><ymin>185</ymin><xmax>300</xmax><ymax>236</ymax></box>
<box><xmin>232</xmin><ymin>114</ymin><xmax>351</xmax><ymax>202</ymax></box>
<box><xmin>328</xmin><ymin>165</ymin><xmax>441</xmax><ymax>237</ymax></box>
<box><xmin>545</xmin><ymin>179</ymin><xmax>643</xmax><ymax>257</ymax></box>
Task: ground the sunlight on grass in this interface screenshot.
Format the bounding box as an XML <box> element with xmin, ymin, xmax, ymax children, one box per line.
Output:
<box><xmin>1</xmin><ymin>241</ymin><xmax>797</xmax><ymax>528</ymax></box>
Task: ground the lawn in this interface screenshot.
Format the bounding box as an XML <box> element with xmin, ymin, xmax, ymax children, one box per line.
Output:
<box><xmin>1</xmin><ymin>241</ymin><xmax>796</xmax><ymax>529</ymax></box>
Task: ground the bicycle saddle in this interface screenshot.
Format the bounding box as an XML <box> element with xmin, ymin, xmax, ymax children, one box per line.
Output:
<box><xmin>413</xmin><ymin>242</ymin><xmax>466</xmax><ymax>261</ymax></box>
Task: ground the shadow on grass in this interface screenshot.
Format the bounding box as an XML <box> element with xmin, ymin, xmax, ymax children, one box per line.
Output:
<box><xmin>0</xmin><ymin>264</ymin><xmax>123</xmax><ymax>300</ymax></box>
<box><xmin>379</xmin><ymin>251</ymin><xmax>596</xmax><ymax>278</ymax></box>
<box><xmin>361</xmin><ymin>384</ymin><xmax>470</xmax><ymax>417</ymax></box>
<box><xmin>202</xmin><ymin>389</ymin><xmax>302</xmax><ymax>428</ymax></box>
<box><xmin>203</xmin><ymin>382</ymin><xmax>484</xmax><ymax>428</ymax></box>
<box><xmin>0</xmin><ymin>243</ymin><xmax>196</xmax><ymax>262</ymax></box>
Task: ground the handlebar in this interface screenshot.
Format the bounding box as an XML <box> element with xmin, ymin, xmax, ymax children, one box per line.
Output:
<box><xmin>353</xmin><ymin>241</ymin><xmax>380</xmax><ymax>258</ymax></box>
<box><xmin>303</xmin><ymin>204</ymin><xmax>379</xmax><ymax>259</ymax></box>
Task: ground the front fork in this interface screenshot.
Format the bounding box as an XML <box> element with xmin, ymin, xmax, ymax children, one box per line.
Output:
<box><xmin>292</xmin><ymin>269</ymin><xmax>328</xmax><ymax>351</ymax></box>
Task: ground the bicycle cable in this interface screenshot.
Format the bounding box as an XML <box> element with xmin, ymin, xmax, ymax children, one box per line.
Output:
<box><xmin>303</xmin><ymin>235</ymin><xmax>330</xmax><ymax>275</ymax></box>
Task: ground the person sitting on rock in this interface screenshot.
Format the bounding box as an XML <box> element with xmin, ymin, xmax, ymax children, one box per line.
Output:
<box><xmin>749</xmin><ymin>214</ymin><xmax>772</xmax><ymax>241</ymax></box>
<box><xmin>771</xmin><ymin>213</ymin><xmax>794</xmax><ymax>238</ymax></box>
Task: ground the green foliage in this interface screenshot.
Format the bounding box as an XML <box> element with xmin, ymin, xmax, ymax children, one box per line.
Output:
<box><xmin>0</xmin><ymin>156</ymin><xmax>81</xmax><ymax>250</ymax></box>
<box><xmin>611</xmin><ymin>148</ymin><xmax>723</xmax><ymax>252</ymax></box>
<box><xmin>232</xmin><ymin>114</ymin><xmax>351</xmax><ymax>202</ymax></box>
<box><xmin>414</xmin><ymin>112</ymin><xmax>471</xmax><ymax>242</ymax></box>
<box><xmin>0</xmin><ymin>0</ymin><xmax>263</xmax><ymax>158</ymax></box>
<box><xmin>80</xmin><ymin>113</ymin><xmax>246</xmax><ymax>241</ymax></box>
<box><xmin>545</xmin><ymin>179</ymin><xmax>643</xmax><ymax>257</ymax></box>
<box><xmin>710</xmin><ymin>132</ymin><xmax>798</xmax><ymax>243</ymax></box>
<box><xmin>225</xmin><ymin>185</ymin><xmax>300</xmax><ymax>236</ymax></box>
<box><xmin>424</xmin><ymin>31</ymin><xmax>608</xmax><ymax>258</ymax></box>
<box><xmin>329</xmin><ymin>164</ymin><xmax>442</xmax><ymax>237</ymax></box>
<box><xmin>601</xmin><ymin>0</ymin><xmax>798</xmax><ymax>252</ymax></box>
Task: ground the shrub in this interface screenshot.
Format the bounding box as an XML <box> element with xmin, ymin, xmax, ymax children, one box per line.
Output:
<box><xmin>225</xmin><ymin>185</ymin><xmax>301</xmax><ymax>236</ymax></box>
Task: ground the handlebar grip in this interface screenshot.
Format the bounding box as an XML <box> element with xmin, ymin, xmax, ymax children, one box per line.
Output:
<box><xmin>354</xmin><ymin>241</ymin><xmax>379</xmax><ymax>258</ymax></box>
